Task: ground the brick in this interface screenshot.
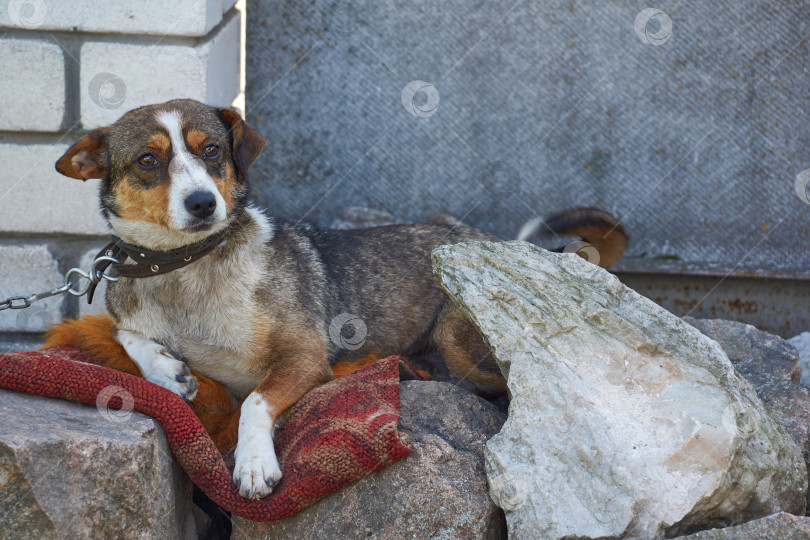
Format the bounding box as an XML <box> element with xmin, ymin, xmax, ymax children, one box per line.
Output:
<box><xmin>223</xmin><ymin>0</ymin><xmax>238</xmax><ymax>14</ymax></box>
<box><xmin>0</xmin><ymin>39</ymin><xmax>65</xmax><ymax>132</ymax></box>
<box><xmin>0</xmin><ymin>0</ymin><xmax>226</xmax><ymax>37</ymax></box>
<box><xmin>0</xmin><ymin>243</ymin><xmax>63</xmax><ymax>333</ymax></box>
<box><xmin>80</xmin><ymin>12</ymin><xmax>240</xmax><ymax>128</ymax></box>
<box><xmin>0</xmin><ymin>142</ymin><xmax>109</xmax><ymax>235</ymax></box>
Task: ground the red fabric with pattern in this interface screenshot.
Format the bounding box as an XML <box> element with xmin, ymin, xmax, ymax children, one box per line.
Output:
<box><xmin>0</xmin><ymin>347</ymin><xmax>413</xmax><ymax>521</ymax></box>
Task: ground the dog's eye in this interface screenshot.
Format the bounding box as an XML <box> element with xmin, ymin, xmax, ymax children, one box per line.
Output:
<box><xmin>203</xmin><ymin>145</ymin><xmax>220</xmax><ymax>159</ymax></box>
<box><xmin>137</xmin><ymin>154</ymin><xmax>159</xmax><ymax>169</ymax></box>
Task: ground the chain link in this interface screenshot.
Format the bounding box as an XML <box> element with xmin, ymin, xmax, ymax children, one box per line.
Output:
<box><xmin>0</xmin><ymin>296</ymin><xmax>33</xmax><ymax>310</ymax></box>
<box><xmin>0</xmin><ymin>253</ymin><xmax>121</xmax><ymax>312</ymax></box>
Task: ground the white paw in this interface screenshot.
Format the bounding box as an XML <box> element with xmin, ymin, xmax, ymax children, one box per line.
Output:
<box><xmin>233</xmin><ymin>439</ymin><xmax>282</xmax><ymax>499</ymax></box>
<box><xmin>143</xmin><ymin>347</ymin><xmax>198</xmax><ymax>401</ymax></box>
<box><xmin>234</xmin><ymin>392</ymin><xmax>281</xmax><ymax>499</ymax></box>
<box><xmin>118</xmin><ymin>331</ymin><xmax>198</xmax><ymax>400</ymax></box>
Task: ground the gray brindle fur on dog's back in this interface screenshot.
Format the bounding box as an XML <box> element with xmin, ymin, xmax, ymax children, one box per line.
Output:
<box><xmin>55</xmin><ymin>99</ymin><xmax>628</xmax><ymax>499</ymax></box>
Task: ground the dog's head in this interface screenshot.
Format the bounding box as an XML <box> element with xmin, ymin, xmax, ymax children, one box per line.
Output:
<box><xmin>55</xmin><ymin>99</ymin><xmax>265</xmax><ymax>249</ymax></box>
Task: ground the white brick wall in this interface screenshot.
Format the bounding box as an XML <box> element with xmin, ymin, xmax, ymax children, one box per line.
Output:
<box><xmin>204</xmin><ymin>12</ymin><xmax>242</xmax><ymax>109</ymax></box>
<box><xmin>0</xmin><ymin>244</ymin><xmax>63</xmax><ymax>332</ymax></box>
<box><xmin>0</xmin><ymin>142</ymin><xmax>108</xmax><ymax>235</ymax></box>
<box><xmin>0</xmin><ymin>38</ymin><xmax>65</xmax><ymax>131</ymax></box>
<box><xmin>80</xmin><ymin>11</ymin><xmax>240</xmax><ymax>128</ymax></box>
<box><xmin>0</xmin><ymin>0</ymin><xmax>236</xmax><ymax>37</ymax></box>
<box><xmin>0</xmin><ymin>2</ymin><xmax>243</xmax><ymax>339</ymax></box>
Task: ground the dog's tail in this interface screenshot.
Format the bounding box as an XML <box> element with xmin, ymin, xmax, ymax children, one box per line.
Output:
<box><xmin>517</xmin><ymin>207</ymin><xmax>628</xmax><ymax>268</ymax></box>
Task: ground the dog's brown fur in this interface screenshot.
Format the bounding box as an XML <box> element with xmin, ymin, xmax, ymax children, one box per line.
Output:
<box><xmin>43</xmin><ymin>314</ymin><xmax>239</xmax><ymax>451</ymax></box>
<box><xmin>55</xmin><ymin>99</ymin><xmax>628</xmax><ymax>498</ymax></box>
<box><xmin>43</xmin><ymin>313</ymin><xmax>393</xmax><ymax>453</ymax></box>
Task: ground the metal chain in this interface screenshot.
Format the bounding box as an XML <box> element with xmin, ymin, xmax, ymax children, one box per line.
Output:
<box><xmin>0</xmin><ymin>254</ymin><xmax>122</xmax><ymax>312</ymax></box>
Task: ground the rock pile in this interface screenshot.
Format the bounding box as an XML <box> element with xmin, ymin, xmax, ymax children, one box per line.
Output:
<box><xmin>5</xmin><ymin>235</ymin><xmax>810</xmax><ymax>539</ymax></box>
<box><xmin>231</xmin><ymin>381</ymin><xmax>507</xmax><ymax>539</ymax></box>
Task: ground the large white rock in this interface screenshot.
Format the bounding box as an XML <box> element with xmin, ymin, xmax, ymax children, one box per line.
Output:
<box><xmin>432</xmin><ymin>241</ymin><xmax>807</xmax><ymax>539</ymax></box>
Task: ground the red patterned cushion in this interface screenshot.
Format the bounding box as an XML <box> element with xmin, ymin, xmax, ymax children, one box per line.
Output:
<box><xmin>0</xmin><ymin>347</ymin><xmax>412</xmax><ymax>521</ymax></box>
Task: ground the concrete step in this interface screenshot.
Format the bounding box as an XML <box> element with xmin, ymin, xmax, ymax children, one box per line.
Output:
<box><xmin>0</xmin><ymin>333</ymin><xmax>43</xmax><ymax>354</ymax></box>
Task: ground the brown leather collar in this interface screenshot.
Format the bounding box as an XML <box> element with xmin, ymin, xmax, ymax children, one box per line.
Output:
<box><xmin>87</xmin><ymin>229</ymin><xmax>228</xmax><ymax>304</ymax></box>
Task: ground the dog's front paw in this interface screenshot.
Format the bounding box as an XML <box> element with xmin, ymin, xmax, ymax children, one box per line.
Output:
<box><xmin>233</xmin><ymin>439</ymin><xmax>282</xmax><ymax>499</ymax></box>
<box><xmin>154</xmin><ymin>349</ymin><xmax>198</xmax><ymax>401</ymax></box>
<box><xmin>119</xmin><ymin>333</ymin><xmax>198</xmax><ymax>400</ymax></box>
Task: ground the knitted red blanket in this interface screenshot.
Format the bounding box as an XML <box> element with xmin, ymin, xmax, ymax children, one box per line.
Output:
<box><xmin>0</xmin><ymin>347</ymin><xmax>413</xmax><ymax>521</ymax></box>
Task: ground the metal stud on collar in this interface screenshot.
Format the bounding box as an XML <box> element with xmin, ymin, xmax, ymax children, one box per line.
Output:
<box><xmin>151</xmin><ymin>264</ymin><xmax>160</xmax><ymax>273</ymax></box>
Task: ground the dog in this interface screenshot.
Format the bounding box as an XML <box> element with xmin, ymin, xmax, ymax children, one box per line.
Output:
<box><xmin>55</xmin><ymin>99</ymin><xmax>628</xmax><ymax>499</ymax></box>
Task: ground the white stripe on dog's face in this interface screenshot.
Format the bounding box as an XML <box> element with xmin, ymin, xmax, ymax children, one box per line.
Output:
<box><xmin>156</xmin><ymin>110</ymin><xmax>228</xmax><ymax>229</ymax></box>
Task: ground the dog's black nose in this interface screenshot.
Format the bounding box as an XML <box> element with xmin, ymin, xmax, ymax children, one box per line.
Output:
<box><xmin>184</xmin><ymin>191</ymin><xmax>216</xmax><ymax>219</ymax></box>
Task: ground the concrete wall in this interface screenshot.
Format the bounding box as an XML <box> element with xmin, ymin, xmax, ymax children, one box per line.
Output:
<box><xmin>0</xmin><ymin>0</ymin><xmax>243</xmax><ymax>344</ymax></box>
<box><xmin>2</xmin><ymin>1</ymin><xmax>808</xmax><ymax>339</ymax></box>
<box><xmin>244</xmin><ymin>0</ymin><xmax>810</xmax><ymax>335</ymax></box>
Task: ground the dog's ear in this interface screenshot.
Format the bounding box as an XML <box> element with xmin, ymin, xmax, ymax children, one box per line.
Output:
<box><xmin>55</xmin><ymin>129</ymin><xmax>109</xmax><ymax>181</ymax></box>
<box><xmin>218</xmin><ymin>108</ymin><xmax>265</xmax><ymax>179</ymax></box>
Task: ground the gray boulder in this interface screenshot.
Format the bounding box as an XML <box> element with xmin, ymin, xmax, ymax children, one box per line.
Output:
<box><xmin>432</xmin><ymin>241</ymin><xmax>807</xmax><ymax>539</ymax></box>
<box><xmin>685</xmin><ymin>318</ymin><xmax>801</xmax><ymax>383</ymax></box>
<box><xmin>0</xmin><ymin>389</ymin><xmax>193</xmax><ymax>539</ymax></box>
<box><xmin>676</xmin><ymin>512</ymin><xmax>810</xmax><ymax>539</ymax></box>
<box><xmin>231</xmin><ymin>380</ymin><xmax>507</xmax><ymax>540</ymax></box>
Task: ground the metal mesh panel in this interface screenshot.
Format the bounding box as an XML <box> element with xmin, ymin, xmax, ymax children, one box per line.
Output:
<box><xmin>246</xmin><ymin>0</ymin><xmax>810</xmax><ymax>277</ymax></box>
